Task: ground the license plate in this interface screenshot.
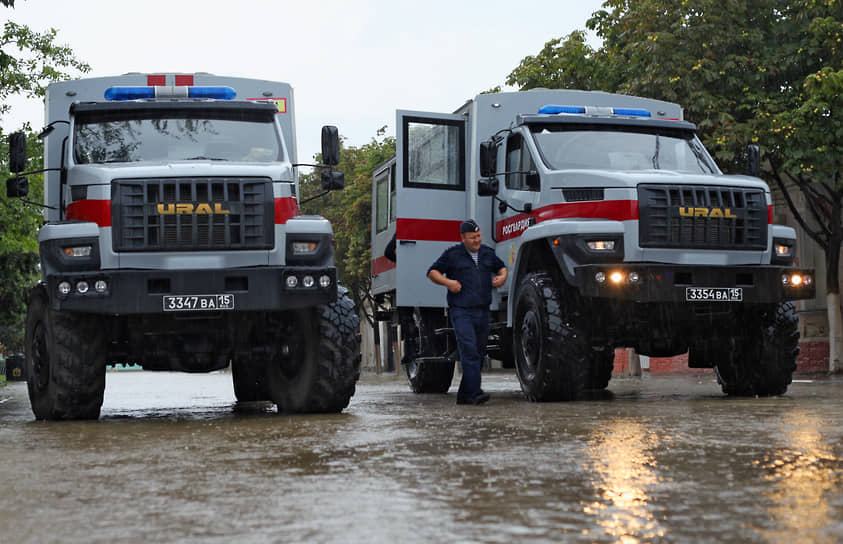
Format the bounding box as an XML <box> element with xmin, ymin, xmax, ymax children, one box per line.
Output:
<box><xmin>685</xmin><ymin>287</ymin><xmax>742</xmax><ymax>302</ymax></box>
<box><xmin>163</xmin><ymin>294</ymin><xmax>235</xmax><ymax>312</ymax></box>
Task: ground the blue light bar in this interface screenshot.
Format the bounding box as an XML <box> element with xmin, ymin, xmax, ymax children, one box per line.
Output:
<box><xmin>105</xmin><ymin>86</ymin><xmax>155</xmax><ymax>100</ymax></box>
<box><xmin>105</xmin><ymin>85</ymin><xmax>237</xmax><ymax>101</ymax></box>
<box><xmin>538</xmin><ymin>105</ymin><xmax>586</xmax><ymax>114</ymax></box>
<box><xmin>611</xmin><ymin>108</ymin><xmax>651</xmax><ymax>117</ymax></box>
<box><xmin>188</xmin><ymin>86</ymin><xmax>236</xmax><ymax>100</ymax></box>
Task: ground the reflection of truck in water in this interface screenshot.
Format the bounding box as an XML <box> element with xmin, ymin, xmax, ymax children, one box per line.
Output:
<box><xmin>371</xmin><ymin>90</ymin><xmax>815</xmax><ymax>400</ymax></box>
<box><xmin>6</xmin><ymin>73</ymin><xmax>360</xmax><ymax>419</ymax></box>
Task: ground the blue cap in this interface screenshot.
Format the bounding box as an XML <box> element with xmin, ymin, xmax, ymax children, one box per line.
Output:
<box><xmin>460</xmin><ymin>219</ymin><xmax>480</xmax><ymax>233</ymax></box>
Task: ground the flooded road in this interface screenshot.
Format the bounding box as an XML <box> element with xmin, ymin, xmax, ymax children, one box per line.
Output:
<box><xmin>1</xmin><ymin>370</ymin><xmax>842</xmax><ymax>543</ymax></box>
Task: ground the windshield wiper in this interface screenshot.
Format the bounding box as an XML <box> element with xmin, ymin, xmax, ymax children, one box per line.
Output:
<box><xmin>184</xmin><ymin>156</ymin><xmax>228</xmax><ymax>161</ymax></box>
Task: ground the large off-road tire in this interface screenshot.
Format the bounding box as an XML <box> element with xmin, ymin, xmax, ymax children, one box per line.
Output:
<box><xmin>231</xmin><ymin>357</ymin><xmax>270</xmax><ymax>402</ymax></box>
<box><xmin>715</xmin><ymin>302</ymin><xmax>799</xmax><ymax>397</ymax></box>
<box><xmin>513</xmin><ymin>272</ymin><xmax>591</xmax><ymax>401</ymax></box>
<box><xmin>25</xmin><ymin>289</ymin><xmax>107</xmax><ymax>420</ymax></box>
<box><xmin>267</xmin><ymin>287</ymin><xmax>361</xmax><ymax>413</ymax></box>
<box><xmin>402</xmin><ymin>308</ymin><xmax>455</xmax><ymax>393</ymax></box>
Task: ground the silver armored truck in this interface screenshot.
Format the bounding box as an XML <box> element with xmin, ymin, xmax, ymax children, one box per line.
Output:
<box><xmin>6</xmin><ymin>73</ymin><xmax>360</xmax><ymax>419</ymax></box>
<box><xmin>371</xmin><ymin>89</ymin><xmax>815</xmax><ymax>400</ymax></box>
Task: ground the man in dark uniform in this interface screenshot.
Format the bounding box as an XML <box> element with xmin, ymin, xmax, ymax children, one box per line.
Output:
<box><xmin>427</xmin><ymin>219</ymin><xmax>507</xmax><ymax>405</ymax></box>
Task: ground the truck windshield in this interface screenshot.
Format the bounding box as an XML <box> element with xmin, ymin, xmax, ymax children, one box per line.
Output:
<box><xmin>530</xmin><ymin>126</ymin><xmax>718</xmax><ymax>174</ymax></box>
<box><xmin>73</xmin><ymin>116</ymin><xmax>282</xmax><ymax>164</ymax></box>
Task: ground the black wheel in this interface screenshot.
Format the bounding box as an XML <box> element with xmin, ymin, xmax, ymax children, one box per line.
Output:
<box><xmin>513</xmin><ymin>272</ymin><xmax>591</xmax><ymax>401</ymax></box>
<box><xmin>401</xmin><ymin>308</ymin><xmax>454</xmax><ymax>393</ymax></box>
<box><xmin>715</xmin><ymin>302</ymin><xmax>799</xmax><ymax>397</ymax></box>
<box><xmin>231</xmin><ymin>357</ymin><xmax>270</xmax><ymax>402</ymax></box>
<box><xmin>25</xmin><ymin>288</ymin><xmax>107</xmax><ymax>420</ymax></box>
<box><xmin>267</xmin><ymin>287</ymin><xmax>361</xmax><ymax>413</ymax></box>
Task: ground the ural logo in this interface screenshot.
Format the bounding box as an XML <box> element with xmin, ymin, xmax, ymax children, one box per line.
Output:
<box><xmin>157</xmin><ymin>203</ymin><xmax>231</xmax><ymax>215</ymax></box>
<box><xmin>678</xmin><ymin>207</ymin><xmax>738</xmax><ymax>218</ymax></box>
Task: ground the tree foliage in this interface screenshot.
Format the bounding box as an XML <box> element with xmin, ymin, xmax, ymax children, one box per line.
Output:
<box><xmin>299</xmin><ymin>128</ymin><xmax>396</xmax><ymax>325</ymax></box>
<box><xmin>0</xmin><ymin>4</ymin><xmax>90</xmax><ymax>351</ymax></box>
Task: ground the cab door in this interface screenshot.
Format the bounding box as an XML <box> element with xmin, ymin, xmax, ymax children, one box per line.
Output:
<box><xmin>394</xmin><ymin>111</ymin><xmax>467</xmax><ymax>308</ymax></box>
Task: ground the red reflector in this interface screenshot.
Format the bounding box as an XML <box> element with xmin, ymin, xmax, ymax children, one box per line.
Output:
<box><xmin>147</xmin><ymin>74</ymin><xmax>166</xmax><ymax>86</ymax></box>
<box><xmin>175</xmin><ymin>74</ymin><xmax>194</xmax><ymax>86</ymax></box>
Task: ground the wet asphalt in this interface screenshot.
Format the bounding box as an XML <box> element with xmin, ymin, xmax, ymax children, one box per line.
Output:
<box><xmin>1</xmin><ymin>369</ymin><xmax>842</xmax><ymax>544</ymax></box>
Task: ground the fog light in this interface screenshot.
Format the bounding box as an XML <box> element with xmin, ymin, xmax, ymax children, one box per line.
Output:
<box><xmin>58</xmin><ymin>281</ymin><xmax>72</xmax><ymax>295</ymax></box>
<box><xmin>303</xmin><ymin>275</ymin><xmax>315</xmax><ymax>288</ymax></box>
<box><xmin>790</xmin><ymin>274</ymin><xmax>803</xmax><ymax>286</ymax></box>
<box><xmin>781</xmin><ymin>274</ymin><xmax>789</xmax><ymax>286</ymax></box>
<box><xmin>319</xmin><ymin>275</ymin><xmax>332</xmax><ymax>288</ymax></box>
<box><xmin>286</xmin><ymin>275</ymin><xmax>298</xmax><ymax>288</ymax></box>
<box><xmin>804</xmin><ymin>275</ymin><xmax>813</xmax><ymax>287</ymax></box>
<box><xmin>587</xmin><ymin>240</ymin><xmax>615</xmax><ymax>251</ymax></box>
<box><xmin>628</xmin><ymin>271</ymin><xmax>640</xmax><ymax>284</ymax></box>
<box><xmin>95</xmin><ymin>280</ymin><xmax>108</xmax><ymax>293</ymax></box>
<box><xmin>76</xmin><ymin>281</ymin><xmax>89</xmax><ymax>294</ymax></box>
<box><xmin>595</xmin><ymin>272</ymin><xmax>606</xmax><ymax>284</ymax></box>
<box><xmin>610</xmin><ymin>271</ymin><xmax>624</xmax><ymax>284</ymax></box>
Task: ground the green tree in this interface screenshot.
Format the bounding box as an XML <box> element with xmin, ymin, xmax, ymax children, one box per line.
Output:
<box><xmin>299</xmin><ymin>128</ymin><xmax>396</xmax><ymax>328</ymax></box>
<box><xmin>507</xmin><ymin>0</ymin><xmax>843</xmax><ymax>372</ymax></box>
<box><xmin>0</xmin><ymin>4</ymin><xmax>90</xmax><ymax>352</ymax></box>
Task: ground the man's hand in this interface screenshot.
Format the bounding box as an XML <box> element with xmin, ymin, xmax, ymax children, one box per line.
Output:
<box><xmin>492</xmin><ymin>267</ymin><xmax>508</xmax><ymax>288</ymax></box>
<box><xmin>447</xmin><ymin>279</ymin><xmax>462</xmax><ymax>293</ymax></box>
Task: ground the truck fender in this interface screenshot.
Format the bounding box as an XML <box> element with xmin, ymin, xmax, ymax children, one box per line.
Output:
<box><xmin>506</xmin><ymin>218</ymin><xmax>625</xmax><ymax>326</ymax></box>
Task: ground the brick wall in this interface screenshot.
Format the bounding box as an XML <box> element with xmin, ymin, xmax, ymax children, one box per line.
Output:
<box><xmin>612</xmin><ymin>340</ymin><xmax>830</xmax><ymax>375</ymax></box>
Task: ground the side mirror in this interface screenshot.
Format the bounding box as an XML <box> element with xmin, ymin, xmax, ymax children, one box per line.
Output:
<box><xmin>6</xmin><ymin>176</ymin><xmax>29</xmax><ymax>198</ymax></box>
<box><xmin>321</xmin><ymin>126</ymin><xmax>340</xmax><ymax>166</ymax></box>
<box><xmin>746</xmin><ymin>144</ymin><xmax>760</xmax><ymax>177</ymax></box>
<box><xmin>321</xmin><ymin>170</ymin><xmax>345</xmax><ymax>191</ymax></box>
<box><xmin>478</xmin><ymin>178</ymin><xmax>499</xmax><ymax>197</ymax></box>
<box><xmin>479</xmin><ymin>141</ymin><xmax>497</xmax><ymax>178</ymax></box>
<box><xmin>525</xmin><ymin>171</ymin><xmax>540</xmax><ymax>190</ymax></box>
<box><xmin>9</xmin><ymin>132</ymin><xmax>27</xmax><ymax>173</ymax></box>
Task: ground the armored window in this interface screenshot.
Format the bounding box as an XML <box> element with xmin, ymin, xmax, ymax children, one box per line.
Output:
<box><xmin>402</xmin><ymin>117</ymin><xmax>465</xmax><ymax>191</ymax></box>
<box><xmin>505</xmin><ymin>133</ymin><xmax>538</xmax><ymax>191</ymax></box>
<box><xmin>375</xmin><ymin>168</ymin><xmax>390</xmax><ymax>233</ymax></box>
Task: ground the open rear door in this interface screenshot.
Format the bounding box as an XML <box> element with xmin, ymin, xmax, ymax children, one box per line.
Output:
<box><xmin>394</xmin><ymin>110</ymin><xmax>467</xmax><ymax>308</ymax></box>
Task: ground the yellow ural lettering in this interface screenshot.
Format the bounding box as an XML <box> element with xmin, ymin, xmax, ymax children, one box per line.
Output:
<box><xmin>194</xmin><ymin>203</ymin><xmax>213</xmax><ymax>214</ymax></box>
<box><xmin>694</xmin><ymin>207</ymin><xmax>708</xmax><ymax>217</ymax></box>
<box><xmin>214</xmin><ymin>203</ymin><xmax>231</xmax><ymax>214</ymax></box>
<box><xmin>725</xmin><ymin>208</ymin><xmax>737</xmax><ymax>218</ymax></box>
<box><xmin>157</xmin><ymin>204</ymin><xmax>175</xmax><ymax>215</ymax></box>
<box><xmin>679</xmin><ymin>207</ymin><xmax>693</xmax><ymax>217</ymax></box>
<box><xmin>176</xmin><ymin>203</ymin><xmax>193</xmax><ymax>214</ymax></box>
<box><xmin>709</xmin><ymin>208</ymin><xmax>724</xmax><ymax>218</ymax></box>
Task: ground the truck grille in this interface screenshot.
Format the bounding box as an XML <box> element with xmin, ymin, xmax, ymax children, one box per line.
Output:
<box><xmin>638</xmin><ymin>184</ymin><xmax>767</xmax><ymax>250</ymax></box>
<box><xmin>112</xmin><ymin>177</ymin><xmax>274</xmax><ymax>252</ymax></box>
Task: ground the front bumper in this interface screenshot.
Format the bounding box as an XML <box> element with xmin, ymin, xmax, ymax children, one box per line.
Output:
<box><xmin>46</xmin><ymin>266</ymin><xmax>337</xmax><ymax>314</ymax></box>
<box><xmin>572</xmin><ymin>264</ymin><xmax>815</xmax><ymax>304</ymax></box>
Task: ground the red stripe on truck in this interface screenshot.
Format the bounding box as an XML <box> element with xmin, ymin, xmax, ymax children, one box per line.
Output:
<box><xmin>496</xmin><ymin>200</ymin><xmax>640</xmax><ymax>241</ymax></box>
<box><xmin>147</xmin><ymin>74</ymin><xmax>166</xmax><ymax>86</ymax></box>
<box><xmin>396</xmin><ymin>218</ymin><xmax>463</xmax><ymax>242</ymax></box>
<box><xmin>66</xmin><ymin>199</ymin><xmax>112</xmax><ymax>227</ymax></box>
<box><xmin>274</xmin><ymin>196</ymin><xmax>299</xmax><ymax>224</ymax></box>
<box><xmin>371</xmin><ymin>256</ymin><xmax>396</xmax><ymax>275</ymax></box>
<box><xmin>174</xmin><ymin>74</ymin><xmax>194</xmax><ymax>86</ymax></box>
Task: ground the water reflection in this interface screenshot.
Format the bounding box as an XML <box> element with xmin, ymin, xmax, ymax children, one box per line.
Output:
<box><xmin>583</xmin><ymin>418</ymin><xmax>665</xmax><ymax>543</ymax></box>
<box><xmin>755</xmin><ymin>409</ymin><xmax>843</xmax><ymax>544</ymax></box>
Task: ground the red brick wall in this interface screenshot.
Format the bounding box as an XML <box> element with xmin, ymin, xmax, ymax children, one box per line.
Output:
<box><xmin>612</xmin><ymin>340</ymin><xmax>830</xmax><ymax>375</ymax></box>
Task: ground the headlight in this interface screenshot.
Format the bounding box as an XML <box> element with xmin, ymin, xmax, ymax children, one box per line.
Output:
<box><xmin>63</xmin><ymin>245</ymin><xmax>92</xmax><ymax>257</ymax></box>
<box><xmin>292</xmin><ymin>242</ymin><xmax>318</xmax><ymax>254</ymax></box>
<box><xmin>587</xmin><ymin>240</ymin><xmax>616</xmax><ymax>251</ymax></box>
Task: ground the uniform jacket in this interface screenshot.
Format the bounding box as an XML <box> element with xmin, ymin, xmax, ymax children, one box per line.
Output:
<box><xmin>428</xmin><ymin>243</ymin><xmax>506</xmax><ymax>309</ymax></box>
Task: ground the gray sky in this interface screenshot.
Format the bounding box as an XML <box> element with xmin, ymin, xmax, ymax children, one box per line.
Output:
<box><xmin>2</xmin><ymin>0</ymin><xmax>604</xmax><ymax>162</ymax></box>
